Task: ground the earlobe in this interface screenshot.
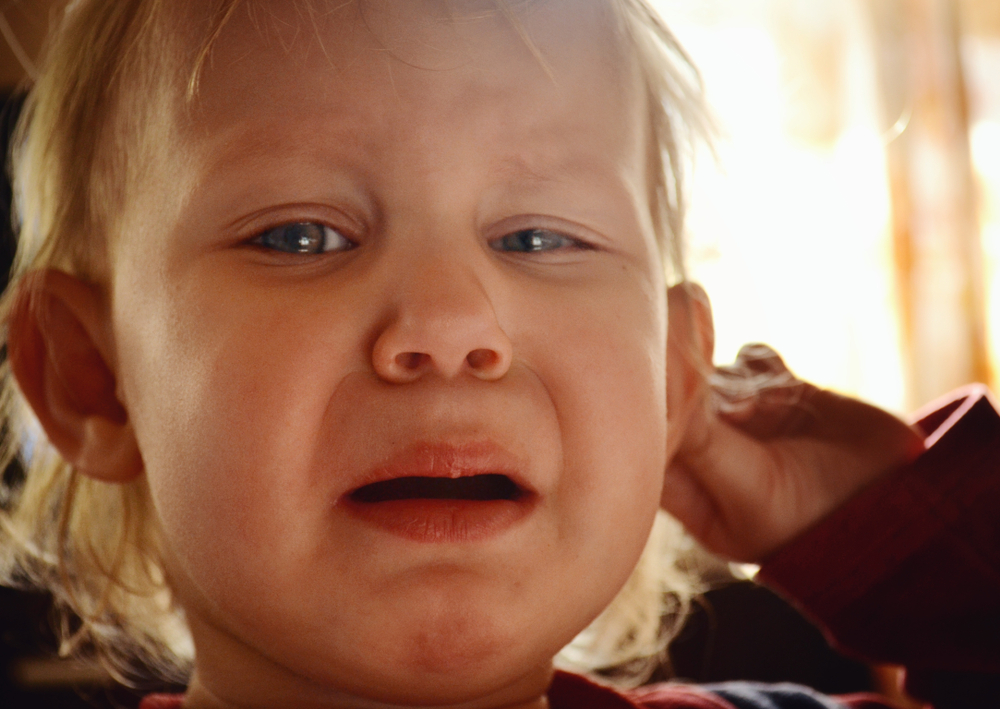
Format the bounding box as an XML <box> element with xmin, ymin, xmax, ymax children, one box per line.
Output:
<box><xmin>7</xmin><ymin>269</ymin><xmax>142</xmax><ymax>483</ymax></box>
<box><xmin>665</xmin><ymin>282</ymin><xmax>715</xmax><ymax>462</ymax></box>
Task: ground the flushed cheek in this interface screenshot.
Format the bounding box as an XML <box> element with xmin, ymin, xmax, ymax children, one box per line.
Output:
<box><xmin>517</xmin><ymin>266</ymin><xmax>667</xmax><ymax>447</ymax></box>
<box><xmin>500</xmin><ymin>284</ymin><xmax>666</xmax><ymax>634</ymax></box>
<box><xmin>115</xmin><ymin>272</ymin><xmax>359</xmax><ymax>579</ymax></box>
<box><xmin>511</xmin><ymin>269</ymin><xmax>668</xmax><ymax>546</ymax></box>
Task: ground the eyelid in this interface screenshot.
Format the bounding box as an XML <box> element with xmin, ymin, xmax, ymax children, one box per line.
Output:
<box><xmin>229</xmin><ymin>203</ymin><xmax>365</xmax><ymax>242</ymax></box>
<box><xmin>489</xmin><ymin>228</ymin><xmax>592</xmax><ymax>252</ymax></box>
<box><xmin>486</xmin><ymin>216</ymin><xmax>608</xmax><ymax>252</ymax></box>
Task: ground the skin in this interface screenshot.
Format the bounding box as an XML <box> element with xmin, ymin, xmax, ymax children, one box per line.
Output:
<box><xmin>6</xmin><ymin>0</ymin><xmax>925</xmax><ymax>707</ymax></box>
<box><xmin>113</xmin><ymin>2</ymin><xmax>670</xmax><ymax>707</ymax></box>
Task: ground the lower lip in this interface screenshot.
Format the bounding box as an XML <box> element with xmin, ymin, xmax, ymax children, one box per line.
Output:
<box><xmin>343</xmin><ymin>498</ymin><xmax>534</xmax><ymax>543</ymax></box>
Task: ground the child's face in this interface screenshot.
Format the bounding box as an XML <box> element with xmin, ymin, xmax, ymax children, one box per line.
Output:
<box><xmin>109</xmin><ymin>0</ymin><xmax>668</xmax><ymax>705</ymax></box>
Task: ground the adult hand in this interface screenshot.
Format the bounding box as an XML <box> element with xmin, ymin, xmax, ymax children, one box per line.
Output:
<box><xmin>662</xmin><ymin>285</ymin><xmax>925</xmax><ymax>563</ymax></box>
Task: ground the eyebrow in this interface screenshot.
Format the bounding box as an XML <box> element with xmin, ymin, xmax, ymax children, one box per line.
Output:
<box><xmin>495</xmin><ymin>152</ymin><xmax>568</xmax><ymax>184</ymax></box>
<box><xmin>201</xmin><ymin>120</ymin><xmax>630</xmax><ymax>186</ymax></box>
<box><xmin>492</xmin><ymin>147</ymin><xmax>643</xmax><ymax>204</ymax></box>
<box><xmin>194</xmin><ymin>114</ymin><xmax>644</xmax><ymax>215</ymax></box>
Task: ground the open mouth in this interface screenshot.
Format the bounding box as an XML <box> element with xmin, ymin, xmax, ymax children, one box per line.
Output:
<box><xmin>342</xmin><ymin>442</ymin><xmax>535</xmax><ymax>542</ymax></box>
<box><xmin>349</xmin><ymin>474</ymin><xmax>524</xmax><ymax>503</ymax></box>
<box><xmin>344</xmin><ymin>473</ymin><xmax>533</xmax><ymax>542</ymax></box>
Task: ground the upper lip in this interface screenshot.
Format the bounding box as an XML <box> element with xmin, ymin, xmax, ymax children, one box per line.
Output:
<box><xmin>342</xmin><ymin>440</ymin><xmax>535</xmax><ymax>500</ymax></box>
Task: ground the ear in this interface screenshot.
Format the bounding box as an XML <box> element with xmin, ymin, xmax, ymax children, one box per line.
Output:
<box><xmin>665</xmin><ymin>282</ymin><xmax>715</xmax><ymax>463</ymax></box>
<box><xmin>7</xmin><ymin>269</ymin><xmax>142</xmax><ymax>483</ymax></box>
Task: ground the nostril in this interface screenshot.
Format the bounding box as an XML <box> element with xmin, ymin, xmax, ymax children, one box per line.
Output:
<box><xmin>466</xmin><ymin>348</ymin><xmax>499</xmax><ymax>370</ymax></box>
<box><xmin>396</xmin><ymin>352</ymin><xmax>429</xmax><ymax>370</ymax></box>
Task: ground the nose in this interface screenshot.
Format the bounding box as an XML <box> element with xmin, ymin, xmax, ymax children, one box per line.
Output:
<box><xmin>371</xmin><ymin>263</ymin><xmax>513</xmax><ymax>384</ymax></box>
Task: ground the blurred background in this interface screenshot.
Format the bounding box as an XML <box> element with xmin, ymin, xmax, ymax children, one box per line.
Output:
<box><xmin>0</xmin><ymin>0</ymin><xmax>996</xmax><ymax>707</ymax></box>
<box><xmin>658</xmin><ymin>0</ymin><xmax>998</xmax><ymax>415</ymax></box>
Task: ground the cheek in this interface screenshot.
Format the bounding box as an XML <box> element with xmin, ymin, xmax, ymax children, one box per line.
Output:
<box><xmin>507</xmin><ymin>265</ymin><xmax>668</xmax><ymax>562</ymax></box>
<box><xmin>112</xmin><ymin>265</ymin><xmax>362</xmax><ymax>577</ymax></box>
<box><xmin>547</xmin><ymin>286</ymin><xmax>667</xmax><ymax>631</ymax></box>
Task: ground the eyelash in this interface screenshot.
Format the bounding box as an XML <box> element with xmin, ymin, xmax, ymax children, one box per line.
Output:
<box><xmin>251</xmin><ymin>222</ymin><xmax>356</xmax><ymax>255</ymax></box>
<box><xmin>488</xmin><ymin>228</ymin><xmax>591</xmax><ymax>254</ymax></box>
<box><xmin>250</xmin><ymin>223</ymin><xmax>590</xmax><ymax>257</ymax></box>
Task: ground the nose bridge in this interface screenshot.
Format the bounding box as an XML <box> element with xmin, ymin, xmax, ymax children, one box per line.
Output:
<box><xmin>371</xmin><ymin>243</ymin><xmax>512</xmax><ymax>382</ymax></box>
<box><xmin>406</xmin><ymin>247</ymin><xmax>485</xmax><ymax>318</ymax></box>
<box><xmin>400</xmin><ymin>255</ymin><xmax>493</xmax><ymax>351</ymax></box>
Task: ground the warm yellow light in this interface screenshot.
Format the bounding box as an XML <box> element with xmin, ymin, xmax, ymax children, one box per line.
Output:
<box><xmin>661</xmin><ymin>4</ymin><xmax>906</xmax><ymax>412</ymax></box>
<box><xmin>970</xmin><ymin>119</ymin><xmax>1000</xmax><ymax>387</ymax></box>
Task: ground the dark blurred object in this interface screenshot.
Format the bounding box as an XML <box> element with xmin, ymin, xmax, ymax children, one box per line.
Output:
<box><xmin>0</xmin><ymin>91</ymin><xmax>23</xmax><ymax>294</ymax></box>
<box><xmin>661</xmin><ymin>580</ymin><xmax>874</xmax><ymax>695</ymax></box>
<box><xmin>0</xmin><ymin>586</ymin><xmax>186</xmax><ymax>709</ymax></box>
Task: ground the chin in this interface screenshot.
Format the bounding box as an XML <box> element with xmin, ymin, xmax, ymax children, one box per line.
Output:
<box><xmin>347</xmin><ymin>615</ymin><xmax>556</xmax><ymax>707</ymax></box>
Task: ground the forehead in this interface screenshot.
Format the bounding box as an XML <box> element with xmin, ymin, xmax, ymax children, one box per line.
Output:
<box><xmin>179</xmin><ymin>0</ymin><xmax>649</xmax><ymax>197</ymax></box>
<box><xmin>195</xmin><ymin>0</ymin><xmax>629</xmax><ymax>91</ymax></box>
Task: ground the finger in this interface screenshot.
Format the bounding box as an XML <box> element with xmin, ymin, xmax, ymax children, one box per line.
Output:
<box><xmin>664</xmin><ymin>415</ymin><xmax>787</xmax><ymax>560</ymax></box>
<box><xmin>711</xmin><ymin>343</ymin><xmax>820</xmax><ymax>439</ymax></box>
<box><xmin>714</xmin><ymin>382</ymin><xmax>825</xmax><ymax>439</ymax></box>
<box><xmin>711</xmin><ymin>343</ymin><xmax>797</xmax><ymax>404</ymax></box>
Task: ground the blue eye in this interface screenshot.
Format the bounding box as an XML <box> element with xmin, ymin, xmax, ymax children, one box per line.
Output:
<box><xmin>254</xmin><ymin>222</ymin><xmax>354</xmax><ymax>254</ymax></box>
<box><xmin>490</xmin><ymin>229</ymin><xmax>580</xmax><ymax>253</ymax></box>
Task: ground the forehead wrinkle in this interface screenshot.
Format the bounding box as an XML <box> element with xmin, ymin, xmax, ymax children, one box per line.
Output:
<box><xmin>191</xmin><ymin>115</ymin><xmax>378</xmax><ymax>191</ymax></box>
<box><xmin>173</xmin><ymin>68</ymin><xmax>379</xmax><ymax>225</ymax></box>
<box><xmin>493</xmin><ymin>150</ymin><xmax>634</xmax><ymax>201</ymax></box>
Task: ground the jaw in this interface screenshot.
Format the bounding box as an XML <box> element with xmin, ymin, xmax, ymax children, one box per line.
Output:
<box><xmin>181</xmin><ymin>593</ymin><xmax>557</xmax><ymax>709</ymax></box>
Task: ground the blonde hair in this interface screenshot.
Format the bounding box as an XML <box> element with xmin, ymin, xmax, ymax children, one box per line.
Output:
<box><xmin>0</xmin><ymin>0</ymin><xmax>711</xmax><ymax>687</ymax></box>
